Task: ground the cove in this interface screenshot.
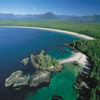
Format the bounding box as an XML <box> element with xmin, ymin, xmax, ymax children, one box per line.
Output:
<box><xmin>0</xmin><ymin>27</ymin><xmax>81</xmax><ymax>100</ymax></box>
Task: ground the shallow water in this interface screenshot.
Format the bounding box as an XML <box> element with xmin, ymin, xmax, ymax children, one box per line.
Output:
<box><xmin>25</xmin><ymin>63</ymin><xmax>82</xmax><ymax>100</ymax></box>
<box><xmin>0</xmin><ymin>27</ymin><xmax>81</xmax><ymax>100</ymax></box>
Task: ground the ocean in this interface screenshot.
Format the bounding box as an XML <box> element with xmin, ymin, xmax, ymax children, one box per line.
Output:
<box><xmin>0</xmin><ymin>27</ymin><xmax>81</xmax><ymax>100</ymax></box>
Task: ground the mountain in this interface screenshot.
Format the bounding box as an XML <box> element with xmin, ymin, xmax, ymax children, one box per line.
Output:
<box><xmin>80</xmin><ymin>15</ymin><xmax>100</xmax><ymax>22</ymax></box>
<box><xmin>0</xmin><ymin>12</ymin><xmax>100</xmax><ymax>22</ymax></box>
<box><xmin>38</xmin><ymin>12</ymin><xmax>57</xmax><ymax>20</ymax></box>
<box><xmin>0</xmin><ymin>13</ymin><xmax>39</xmax><ymax>19</ymax></box>
<box><xmin>57</xmin><ymin>15</ymin><xmax>82</xmax><ymax>20</ymax></box>
<box><xmin>0</xmin><ymin>13</ymin><xmax>15</xmax><ymax>19</ymax></box>
<box><xmin>0</xmin><ymin>12</ymin><xmax>57</xmax><ymax>20</ymax></box>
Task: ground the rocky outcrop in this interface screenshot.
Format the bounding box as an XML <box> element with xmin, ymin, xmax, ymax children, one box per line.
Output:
<box><xmin>21</xmin><ymin>57</ymin><xmax>29</xmax><ymax>65</ymax></box>
<box><xmin>13</xmin><ymin>75</ymin><xmax>29</xmax><ymax>87</ymax></box>
<box><xmin>5</xmin><ymin>70</ymin><xmax>23</xmax><ymax>87</ymax></box>
<box><xmin>29</xmin><ymin>71</ymin><xmax>50</xmax><ymax>87</ymax></box>
<box><xmin>5</xmin><ymin>70</ymin><xmax>50</xmax><ymax>89</ymax></box>
<box><xmin>5</xmin><ymin>70</ymin><xmax>29</xmax><ymax>88</ymax></box>
<box><xmin>5</xmin><ymin>50</ymin><xmax>62</xmax><ymax>90</ymax></box>
<box><xmin>30</xmin><ymin>54</ymin><xmax>39</xmax><ymax>68</ymax></box>
<box><xmin>30</xmin><ymin>53</ymin><xmax>62</xmax><ymax>72</ymax></box>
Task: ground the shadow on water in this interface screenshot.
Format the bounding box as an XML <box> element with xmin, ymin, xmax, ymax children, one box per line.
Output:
<box><xmin>51</xmin><ymin>95</ymin><xmax>63</xmax><ymax>100</ymax></box>
<box><xmin>7</xmin><ymin>82</ymin><xmax>50</xmax><ymax>100</ymax></box>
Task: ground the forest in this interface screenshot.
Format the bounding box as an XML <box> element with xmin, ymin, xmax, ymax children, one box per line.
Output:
<box><xmin>72</xmin><ymin>39</ymin><xmax>100</xmax><ymax>100</ymax></box>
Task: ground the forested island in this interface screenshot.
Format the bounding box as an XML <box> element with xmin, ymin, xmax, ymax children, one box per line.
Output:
<box><xmin>23</xmin><ymin>50</ymin><xmax>59</xmax><ymax>68</ymax></box>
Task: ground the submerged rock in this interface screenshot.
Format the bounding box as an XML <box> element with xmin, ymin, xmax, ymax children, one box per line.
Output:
<box><xmin>51</xmin><ymin>95</ymin><xmax>63</xmax><ymax>100</ymax></box>
<box><xmin>29</xmin><ymin>71</ymin><xmax>50</xmax><ymax>87</ymax></box>
<box><xmin>5</xmin><ymin>70</ymin><xmax>23</xmax><ymax>87</ymax></box>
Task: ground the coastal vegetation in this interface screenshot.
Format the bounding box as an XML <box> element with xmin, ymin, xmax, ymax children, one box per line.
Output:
<box><xmin>72</xmin><ymin>39</ymin><xmax>100</xmax><ymax>100</ymax></box>
<box><xmin>21</xmin><ymin>50</ymin><xmax>60</xmax><ymax>68</ymax></box>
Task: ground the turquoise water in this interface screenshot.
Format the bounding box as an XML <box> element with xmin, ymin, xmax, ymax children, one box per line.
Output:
<box><xmin>25</xmin><ymin>63</ymin><xmax>82</xmax><ymax>100</ymax></box>
<box><xmin>0</xmin><ymin>27</ymin><xmax>81</xmax><ymax>100</ymax></box>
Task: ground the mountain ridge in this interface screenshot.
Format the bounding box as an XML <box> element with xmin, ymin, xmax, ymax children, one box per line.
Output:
<box><xmin>0</xmin><ymin>12</ymin><xmax>100</xmax><ymax>22</ymax></box>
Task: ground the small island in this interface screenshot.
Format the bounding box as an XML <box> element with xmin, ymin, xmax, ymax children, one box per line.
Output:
<box><xmin>5</xmin><ymin>50</ymin><xmax>62</xmax><ymax>90</ymax></box>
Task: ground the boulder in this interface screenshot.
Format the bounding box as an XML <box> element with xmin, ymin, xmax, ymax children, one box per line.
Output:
<box><xmin>80</xmin><ymin>81</ymin><xmax>89</xmax><ymax>89</ymax></box>
<box><xmin>21</xmin><ymin>57</ymin><xmax>29</xmax><ymax>66</ymax></box>
<box><xmin>13</xmin><ymin>75</ymin><xmax>29</xmax><ymax>87</ymax></box>
<box><xmin>5</xmin><ymin>70</ymin><xmax>23</xmax><ymax>87</ymax></box>
<box><xmin>29</xmin><ymin>71</ymin><xmax>50</xmax><ymax>87</ymax></box>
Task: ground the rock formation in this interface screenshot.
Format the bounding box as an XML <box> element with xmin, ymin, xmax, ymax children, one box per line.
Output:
<box><xmin>5</xmin><ymin>70</ymin><xmax>23</xmax><ymax>87</ymax></box>
<box><xmin>21</xmin><ymin>57</ymin><xmax>29</xmax><ymax>65</ymax></box>
<box><xmin>5</xmin><ymin>70</ymin><xmax>50</xmax><ymax>89</ymax></box>
<box><xmin>5</xmin><ymin>50</ymin><xmax>62</xmax><ymax>90</ymax></box>
<box><xmin>29</xmin><ymin>71</ymin><xmax>50</xmax><ymax>87</ymax></box>
<box><xmin>13</xmin><ymin>75</ymin><xmax>29</xmax><ymax>87</ymax></box>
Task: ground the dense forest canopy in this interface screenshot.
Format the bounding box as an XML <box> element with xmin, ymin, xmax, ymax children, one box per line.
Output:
<box><xmin>72</xmin><ymin>39</ymin><xmax>100</xmax><ymax>100</ymax></box>
<box><xmin>21</xmin><ymin>50</ymin><xmax>59</xmax><ymax>68</ymax></box>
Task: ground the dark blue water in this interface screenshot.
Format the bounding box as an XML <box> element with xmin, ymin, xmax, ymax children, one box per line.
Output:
<box><xmin>0</xmin><ymin>27</ymin><xmax>81</xmax><ymax>100</ymax></box>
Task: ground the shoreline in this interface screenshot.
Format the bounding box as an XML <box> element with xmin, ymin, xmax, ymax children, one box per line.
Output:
<box><xmin>58</xmin><ymin>52</ymin><xmax>89</xmax><ymax>68</ymax></box>
<box><xmin>0</xmin><ymin>26</ymin><xmax>94</xmax><ymax>40</ymax></box>
<box><xmin>0</xmin><ymin>26</ymin><xmax>91</xmax><ymax>67</ymax></box>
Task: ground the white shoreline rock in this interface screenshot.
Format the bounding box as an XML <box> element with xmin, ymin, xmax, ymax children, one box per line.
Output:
<box><xmin>5</xmin><ymin>70</ymin><xmax>51</xmax><ymax>89</ymax></box>
<box><xmin>29</xmin><ymin>71</ymin><xmax>50</xmax><ymax>87</ymax></box>
<box><xmin>13</xmin><ymin>75</ymin><xmax>29</xmax><ymax>87</ymax></box>
<box><xmin>5</xmin><ymin>70</ymin><xmax>23</xmax><ymax>87</ymax></box>
<box><xmin>21</xmin><ymin>57</ymin><xmax>29</xmax><ymax>66</ymax></box>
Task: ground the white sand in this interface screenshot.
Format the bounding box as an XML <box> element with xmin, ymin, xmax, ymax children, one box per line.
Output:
<box><xmin>58</xmin><ymin>52</ymin><xmax>89</xmax><ymax>68</ymax></box>
<box><xmin>0</xmin><ymin>26</ymin><xmax>94</xmax><ymax>40</ymax></box>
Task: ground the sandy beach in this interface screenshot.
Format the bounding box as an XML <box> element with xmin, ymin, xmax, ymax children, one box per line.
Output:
<box><xmin>0</xmin><ymin>26</ymin><xmax>94</xmax><ymax>40</ymax></box>
<box><xmin>58</xmin><ymin>52</ymin><xmax>89</xmax><ymax>68</ymax></box>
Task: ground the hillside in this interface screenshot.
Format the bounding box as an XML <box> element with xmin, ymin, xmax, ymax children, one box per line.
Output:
<box><xmin>38</xmin><ymin>12</ymin><xmax>57</xmax><ymax>20</ymax></box>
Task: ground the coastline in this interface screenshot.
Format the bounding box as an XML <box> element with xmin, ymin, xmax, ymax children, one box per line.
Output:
<box><xmin>58</xmin><ymin>52</ymin><xmax>89</xmax><ymax>68</ymax></box>
<box><xmin>0</xmin><ymin>26</ymin><xmax>92</xmax><ymax>68</ymax></box>
<box><xmin>0</xmin><ymin>26</ymin><xmax>94</xmax><ymax>40</ymax></box>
